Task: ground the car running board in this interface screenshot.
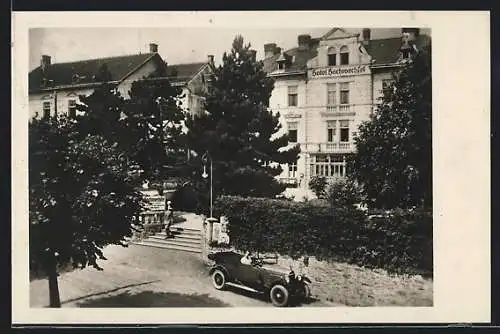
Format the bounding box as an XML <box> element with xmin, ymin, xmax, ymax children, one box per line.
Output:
<box><xmin>225</xmin><ymin>282</ymin><xmax>263</xmax><ymax>294</ymax></box>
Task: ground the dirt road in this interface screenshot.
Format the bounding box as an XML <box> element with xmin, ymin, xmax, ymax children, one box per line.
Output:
<box><xmin>30</xmin><ymin>244</ymin><xmax>333</xmax><ymax>308</ymax></box>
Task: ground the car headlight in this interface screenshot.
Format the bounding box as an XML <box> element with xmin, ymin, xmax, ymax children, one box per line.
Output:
<box><xmin>297</xmin><ymin>275</ymin><xmax>302</xmax><ymax>281</ymax></box>
<box><xmin>285</xmin><ymin>275</ymin><xmax>290</xmax><ymax>283</ymax></box>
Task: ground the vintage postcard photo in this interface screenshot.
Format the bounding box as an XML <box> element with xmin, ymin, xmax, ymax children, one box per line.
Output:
<box><xmin>12</xmin><ymin>11</ymin><xmax>490</xmax><ymax>324</ymax></box>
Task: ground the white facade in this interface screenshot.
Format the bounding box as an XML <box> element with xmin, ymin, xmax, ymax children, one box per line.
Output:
<box><xmin>29</xmin><ymin>55</ymin><xmax>211</xmax><ymax>121</ymax></box>
<box><xmin>268</xmin><ymin>28</ymin><xmax>408</xmax><ymax>196</ymax></box>
<box><xmin>29</xmin><ymin>59</ymin><xmax>159</xmax><ymax>120</ymax></box>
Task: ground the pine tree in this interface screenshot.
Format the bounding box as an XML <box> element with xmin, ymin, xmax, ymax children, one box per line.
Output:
<box><xmin>348</xmin><ymin>45</ymin><xmax>432</xmax><ymax>209</ymax></box>
<box><xmin>185</xmin><ymin>35</ymin><xmax>300</xmax><ymax>199</ymax></box>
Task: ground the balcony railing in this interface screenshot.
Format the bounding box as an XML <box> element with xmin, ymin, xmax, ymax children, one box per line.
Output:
<box><xmin>325</xmin><ymin>104</ymin><xmax>352</xmax><ymax>113</ymax></box>
<box><xmin>279</xmin><ymin>177</ymin><xmax>299</xmax><ymax>188</ymax></box>
<box><xmin>300</xmin><ymin>142</ymin><xmax>354</xmax><ymax>153</ymax></box>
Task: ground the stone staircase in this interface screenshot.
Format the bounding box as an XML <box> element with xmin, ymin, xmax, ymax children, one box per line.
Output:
<box><xmin>133</xmin><ymin>225</ymin><xmax>203</xmax><ymax>254</ymax></box>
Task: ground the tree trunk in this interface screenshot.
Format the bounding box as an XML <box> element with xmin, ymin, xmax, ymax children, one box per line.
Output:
<box><xmin>47</xmin><ymin>253</ymin><xmax>61</xmax><ymax>308</ymax></box>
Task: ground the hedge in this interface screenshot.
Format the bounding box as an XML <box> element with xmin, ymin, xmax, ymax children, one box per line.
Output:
<box><xmin>214</xmin><ymin>196</ymin><xmax>433</xmax><ymax>276</ymax></box>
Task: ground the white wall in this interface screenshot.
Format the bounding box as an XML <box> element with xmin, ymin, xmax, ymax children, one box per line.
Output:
<box><xmin>29</xmin><ymin>58</ymin><xmax>161</xmax><ymax>120</ymax></box>
<box><xmin>270</xmin><ymin>35</ymin><xmax>382</xmax><ymax>187</ymax></box>
<box><xmin>116</xmin><ymin>59</ymin><xmax>159</xmax><ymax>98</ymax></box>
<box><xmin>29</xmin><ymin>88</ymin><xmax>94</xmax><ymax>120</ymax></box>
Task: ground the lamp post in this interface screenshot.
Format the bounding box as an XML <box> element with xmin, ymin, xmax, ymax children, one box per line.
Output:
<box><xmin>155</xmin><ymin>97</ymin><xmax>166</xmax><ymax>154</ymax></box>
<box><xmin>201</xmin><ymin>151</ymin><xmax>213</xmax><ymax>218</ymax></box>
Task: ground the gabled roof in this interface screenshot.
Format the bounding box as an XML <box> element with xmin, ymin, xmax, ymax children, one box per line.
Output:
<box><xmin>29</xmin><ymin>52</ymin><xmax>162</xmax><ymax>93</ymax></box>
<box><xmin>321</xmin><ymin>28</ymin><xmax>359</xmax><ymax>40</ymax></box>
<box><xmin>166</xmin><ymin>62</ymin><xmax>208</xmax><ymax>84</ymax></box>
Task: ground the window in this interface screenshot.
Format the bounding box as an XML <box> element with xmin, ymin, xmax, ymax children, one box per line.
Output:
<box><xmin>288</xmin><ymin>86</ymin><xmax>298</xmax><ymax>107</ymax></box>
<box><xmin>340</xmin><ymin>82</ymin><xmax>350</xmax><ymax>105</ymax></box>
<box><xmin>327</xmin><ymin>121</ymin><xmax>336</xmax><ymax>142</ymax></box>
<box><xmin>382</xmin><ymin>79</ymin><xmax>394</xmax><ymax>97</ymax></box>
<box><xmin>340</xmin><ymin>46</ymin><xmax>349</xmax><ymax>65</ymax></box>
<box><xmin>327</xmin><ymin>83</ymin><xmax>336</xmax><ymax>106</ymax></box>
<box><xmin>310</xmin><ymin>154</ymin><xmax>347</xmax><ymax>178</ymax></box>
<box><xmin>340</xmin><ymin>120</ymin><xmax>349</xmax><ymax>142</ymax></box>
<box><xmin>42</xmin><ymin>101</ymin><xmax>51</xmax><ymax>119</ymax></box>
<box><xmin>68</xmin><ymin>99</ymin><xmax>77</xmax><ymax>118</ymax></box>
<box><xmin>327</xmin><ymin>47</ymin><xmax>336</xmax><ymax>66</ymax></box>
<box><xmin>288</xmin><ymin>162</ymin><xmax>297</xmax><ymax>178</ymax></box>
<box><xmin>287</xmin><ymin>122</ymin><xmax>298</xmax><ymax>143</ymax></box>
<box><xmin>278</xmin><ymin>62</ymin><xmax>285</xmax><ymax>70</ymax></box>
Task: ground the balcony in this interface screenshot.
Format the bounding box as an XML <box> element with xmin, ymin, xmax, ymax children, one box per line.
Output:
<box><xmin>323</xmin><ymin>104</ymin><xmax>355</xmax><ymax>116</ymax></box>
<box><xmin>300</xmin><ymin>142</ymin><xmax>354</xmax><ymax>153</ymax></box>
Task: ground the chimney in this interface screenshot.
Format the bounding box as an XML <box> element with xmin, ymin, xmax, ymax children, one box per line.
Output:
<box><xmin>249</xmin><ymin>49</ymin><xmax>257</xmax><ymax>61</ymax></box>
<box><xmin>207</xmin><ymin>54</ymin><xmax>214</xmax><ymax>65</ymax></box>
<box><xmin>362</xmin><ymin>28</ymin><xmax>371</xmax><ymax>42</ymax></box>
<box><xmin>264</xmin><ymin>43</ymin><xmax>277</xmax><ymax>58</ymax></box>
<box><xmin>40</xmin><ymin>55</ymin><xmax>51</xmax><ymax>71</ymax></box>
<box><xmin>149</xmin><ymin>43</ymin><xmax>158</xmax><ymax>53</ymax></box>
<box><xmin>298</xmin><ymin>34</ymin><xmax>311</xmax><ymax>50</ymax></box>
<box><xmin>401</xmin><ymin>28</ymin><xmax>420</xmax><ymax>42</ymax></box>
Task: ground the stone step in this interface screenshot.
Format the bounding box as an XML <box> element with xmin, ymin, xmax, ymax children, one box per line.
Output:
<box><xmin>171</xmin><ymin>227</ymin><xmax>202</xmax><ymax>233</ymax></box>
<box><xmin>149</xmin><ymin>234</ymin><xmax>202</xmax><ymax>245</ymax></box>
<box><xmin>133</xmin><ymin>240</ymin><xmax>202</xmax><ymax>254</ymax></box>
<box><xmin>144</xmin><ymin>237</ymin><xmax>202</xmax><ymax>249</ymax></box>
<box><xmin>156</xmin><ymin>229</ymin><xmax>202</xmax><ymax>238</ymax></box>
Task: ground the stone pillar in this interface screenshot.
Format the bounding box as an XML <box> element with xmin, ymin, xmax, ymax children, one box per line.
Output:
<box><xmin>205</xmin><ymin>217</ymin><xmax>218</xmax><ymax>244</ymax></box>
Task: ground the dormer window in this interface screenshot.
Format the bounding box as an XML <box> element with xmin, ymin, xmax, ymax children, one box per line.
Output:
<box><xmin>277</xmin><ymin>52</ymin><xmax>288</xmax><ymax>70</ymax></box>
<box><xmin>327</xmin><ymin>47</ymin><xmax>337</xmax><ymax>66</ymax></box>
<box><xmin>340</xmin><ymin>46</ymin><xmax>349</xmax><ymax>65</ymax></box>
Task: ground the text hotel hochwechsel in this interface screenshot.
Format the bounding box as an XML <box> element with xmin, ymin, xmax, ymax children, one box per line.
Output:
<box><xmin>309</xmin><ymin>65</ymin><xmax>371</xmax><ymax>79</ymax></box>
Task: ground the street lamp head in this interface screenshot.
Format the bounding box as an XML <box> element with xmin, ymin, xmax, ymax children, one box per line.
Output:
<box><xmin>202</xmin><ymin>164</ymin><xmax>208</xmax><ymax>179</ymax></box>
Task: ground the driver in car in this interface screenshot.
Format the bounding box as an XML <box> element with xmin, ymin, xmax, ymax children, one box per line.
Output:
<box><xmin>240</xmin><ymin>251</ymin><xmax>252</xmax><ymax>265</ymax></box>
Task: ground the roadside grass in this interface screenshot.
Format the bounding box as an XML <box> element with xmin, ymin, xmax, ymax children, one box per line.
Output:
<box><xmin>277</xmin><ymin>256</ymin><xmax>433</xmax><ymax>307</ymax></box>
<box><xmin>208</xmin><ymin>245</ymin><xmax>432</xmax><ymax>307</ymax></box>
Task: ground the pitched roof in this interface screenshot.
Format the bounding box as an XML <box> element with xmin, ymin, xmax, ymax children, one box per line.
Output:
<box><xmin>262</xmin><ymin>38</ymin><xmax>320</xmax><ymax>75</ymax></box>
<box><xmin>366</xmin><ymin>34</ymin><xmax>431</xmax><ymax>65</ymax></box>
<box><xmin>262</xmin><ymin>33</ymin><xmax>431</xmax><ymax>75</ymax></box>
<box><xmin>29</xmin><ymin>52</ymin><xmax>160</xmax><ymax>93</ymax></box>
<box><xmin>166</xmin><ymin>62</ymin><xmax>208</xmax><ymax>84</ymax></box>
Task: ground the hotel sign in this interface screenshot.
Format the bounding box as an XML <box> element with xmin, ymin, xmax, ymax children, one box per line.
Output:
<box><xmin>309</xmin><ymin>65</ymin><xmax>370</xmax><ymax>79</ymax></box>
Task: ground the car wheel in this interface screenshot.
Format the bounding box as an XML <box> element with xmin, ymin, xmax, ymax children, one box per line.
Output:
<box><xmin>269</xmin><ymin>284</ymin><xmax>289</xmax><ymax>307</ymax></box>
<box><xmin>212</xmin><ymin>269</ymin><xmax>226</xmax><ymax>290</ymax></box>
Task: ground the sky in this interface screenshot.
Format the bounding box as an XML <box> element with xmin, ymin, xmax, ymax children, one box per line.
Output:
<box><xmin>29</xmin><ymin>27</ymin><xmax>429</xmax><ymax>70</ymax></box>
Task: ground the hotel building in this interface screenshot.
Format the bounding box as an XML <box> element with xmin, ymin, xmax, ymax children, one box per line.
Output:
<box><xmin>262</xmin><ymin>28</ymin><xmax>431</xmax><ymax>195</ymax></box>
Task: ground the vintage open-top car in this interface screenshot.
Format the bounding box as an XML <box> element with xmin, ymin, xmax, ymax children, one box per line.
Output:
<box><xmin>207</xmin><ymin>251</ymin><xmax>311</xmax><ymax>307</ymax></box>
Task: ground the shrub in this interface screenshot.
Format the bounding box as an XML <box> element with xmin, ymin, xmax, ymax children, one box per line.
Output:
<box><xmin>171</xmin><ymin>183</ymin><xmax>208</xmax><ymax>214</ymax></box>
<box><xmin>214</xmin><ymin>195</ymin><xmax>432</xmax><ymax>275</ymax></box>
<box><xmin>326</xmin><ymin>178</ymin><xmax>365</xmax><ymax>208</ymax></box>
<box><xmin>308</xmin><ymin>175</ymin><xmax>327</xmax><ymax>198</ymax></box>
